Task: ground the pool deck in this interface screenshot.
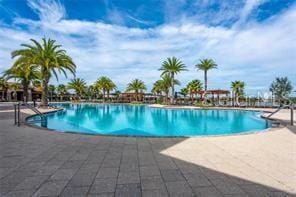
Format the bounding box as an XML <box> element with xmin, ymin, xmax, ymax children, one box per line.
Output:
<box><xmin>0</xmin><ymin>104</ymin><xmax>295</xmax><ymax>196</ymax></box>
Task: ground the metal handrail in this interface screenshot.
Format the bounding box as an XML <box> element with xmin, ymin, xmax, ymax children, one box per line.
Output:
<box><xmin>266</xmin><ymin>104</ymin><xmax>294</xmax><ymax>126</ymax></box>
<box><xmin>14</xmin><ymin>102</ymin><xmax>46</xmax><ymax>126</ymax></box>
<box><xmin>266</xmin><ymin>105</ymin><xmax>286</xmax><ymax>118</ymax></box>
<box><xmin>23</xmin><ymin>103</ymin><xmax>44</xmax><ymax>118</ymax></box>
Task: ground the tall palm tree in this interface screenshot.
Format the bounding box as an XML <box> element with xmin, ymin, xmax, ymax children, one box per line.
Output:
<box><xmin>270</xmin><ymin>77</ymin><xmax>292</xmax><ymax>103</ymax></box>
<box><xmin>126</xmin><ymin>79</ymin><xmax>146</xmax><ymax>101</ymax></box>
<box><xmin>4</xmin><ymin>63</ymin><xmax>40</xmax><ymax>102</ymax></box>
<box><xmin>0</xmin><ymin>76</ymin><xmax>9</xmax><ymax>101</ymax></box>
<box><xmin>159</xmin><ymin>57</ymin><xmax>187</xmax><ymax>104</ymax></box>
<box><xmin>231</xmin><ymin>80</ymin><xmax>245</xmax><ymax>105</ymax></box>
<box><xmin>67</xmin><ymin>78</ymin><xmax>86</xmax><ymax>100</ymax></box>
<box><xmin>186</xmin><ymin>79</ymin><xmax>203</xmax><ymax>104</ymax></box>
<box><xmin>195</xmin><ymin>59</ymin><xmax>217</xmax><ymax>102</ymax></box>
<box><xmin>95</xmin><ymin>76</ymin><xmax>116</xmax><ymax>102</ymax></box>
<box><xmin>57</xmin><ymin>84</ymin><xmax>67</xmax><ymax>101</ymax></box>
<box><xmin>11</xmin><ymin>38</ymin><xmax>76</xmax><ymax>107</ymax></box>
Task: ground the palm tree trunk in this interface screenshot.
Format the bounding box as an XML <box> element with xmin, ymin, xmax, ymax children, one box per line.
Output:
<box><xmin>166</xmin><ymin>92</ymin><xmax>169</xmax><ymax>104</ymax></box>
<box><xmin>41</xmin><ymin>78</ymin><xmax>49</xmax><ymax>107</ymax></box>
<box><xmin>203</xmin><ymin>70</ymin><xmax>207</xmax><ymax>104</ymax></box>
<box><xmin>103</xmin><ymin>90</ymin><xmax>106</xmax><ymax>102</ymax></box>
<box><xmin>23</xmin><ymin>83</ymin><xmax>29</xmax><ymax>103</ymax></box>
<box><xmin>135</xmin><ymin>90</ymin><xmax>138</xmax><ymax>102</ymax></box>
<box><xmin>171</xmin><ymin>73</ymin><xmax>174</xmax><ymax>105</ymax></box>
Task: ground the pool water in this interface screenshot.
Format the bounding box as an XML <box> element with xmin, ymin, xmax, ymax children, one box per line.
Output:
<box><xmin>27</xmin><ymin>104</ymin><xmax>270</xmax><ymax>137</ymax></box>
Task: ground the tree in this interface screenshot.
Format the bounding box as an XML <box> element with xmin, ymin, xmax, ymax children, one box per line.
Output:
<box><xmin>85</xmin><ymin>85</ymin><xmax>97</xmax><ymax>101</ymax></box>
<box><xmin>152</xmin><ymin>80</ymin><xmax>163</xmax><ymax>96</ymax></box>
<box><xmin>126</xmin><ymin>79</ymin><xmax>146</xmax><ymax>101</ymax></box>
<box><xmin>270</xmin><ymin>77</ymin><xmax>293</xmax><ymax>103</ymax></box>
<box><xmin>195</xmin><ymin>59</ymin><xmax>217</xmax><ymax>102</ymax></box>
<box><xmin>12</xmin><ymin>38</ymin><xmax>76</xmax><ymax>107</ymax></box>
<box><xmin>231</xmin><ymin>81</ymin><xmax>245</xmax><ymax>105</ymax></box>
<box><xmin>180</xmin><ymin>88</ymin><xmax>188</xmax><ymax>98</ymax></box>
<box><xmin>95</xmin><ymin>76</ymin><xmax>116</xmax><ymax>102</ymax></box>
<box><xmin>0</xmin><ymin>76</ymin><xmax>9</xmax><ymax>101</ymax></box>
<box><xmin>67</xmin><ymin>78</ymin><xmax>87</xmax><ymax>100</ymax></box>
<box><xmin>57</xmin><ymin>84</ymin><xmax>67</xmax><ymax>101</ymax></box>
<box><xmin>4</xmin><ymin>63</ymin><xmax>40</xmax><ymax>102</ymax></box>
<box><xmin>159</xmin><ymin>57</ymin><xmax>187</xmax><ymax>104</ymax></box>
<box><xmin>152</xmin><ymin>74</ymin><xmax>180</xmax><ymax>104</ymax></box>
<box><xmin>186</xmin><ymin>79</ymin><xmax>203</xmax><ymax>103</ymax></box>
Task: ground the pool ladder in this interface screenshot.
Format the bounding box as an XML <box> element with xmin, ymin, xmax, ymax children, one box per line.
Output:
<box><xmin>266</xmin><ymin>104</ymin><xmax>294</xmax><ymax>126</ymax></box>
<box><xmin>14</xmin><ymin>102</ymin><xmax>46</xmax><ymax>126</ymax></box>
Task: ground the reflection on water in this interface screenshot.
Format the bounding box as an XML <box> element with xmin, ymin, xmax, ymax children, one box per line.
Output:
<box><xmin>29</xmin><ymin>104</ymin><xmax>270</xmax><ymax>136</ymax></box>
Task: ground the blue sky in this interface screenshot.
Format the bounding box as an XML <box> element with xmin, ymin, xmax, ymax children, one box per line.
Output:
<box><xmin>0</xmin><ymin>0</ymin><xmax>295</xmax><ymax>94</ymax></box>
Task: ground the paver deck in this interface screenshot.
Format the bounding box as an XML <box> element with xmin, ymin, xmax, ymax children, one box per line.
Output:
<box><xmin>0</xmin><ymin>104</ymin><xmax>295</xmax><ymax>196</ymax></box>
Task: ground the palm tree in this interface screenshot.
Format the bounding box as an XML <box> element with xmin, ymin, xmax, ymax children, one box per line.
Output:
<box><xmin>186</xmin><ymin>79</ymin><xmax>203</xmax><ymax>104</ymax></box>
<box><xmin>12</xmin><ymin>38</ymin><xmax>76</xmax><ymax>107</ymax></box>
<box><xmin>270</xmin><ymin>77</ymin><xmax>293</xmax><ymax>103</ymax></box>
<box><xmin>106</xmin><ymin>81</ymin><xmax>116</xmax><ymax>100</ymax></box>
<box><xmin>152</xmin><ymin>80</ymin><xmax>163</xmax><ymax>96</ymax></box>
<box><xmin>95</xmin><ymin>76</ymin><xmax>116</xmax><ymax>102</ymax></box>
<box><xmin>159</xmin><ymin>57</ymin><xmax>187</xmax><ymax>104</ymax></box>
<box><xmin>195</xmin><ymin>59</ymin><xmax>217</xmax><ymax>102</ymax></box>
<box><xmin>161</xmin><ymin>74</ymin><xmax>180</xmax><ymax>104</ymax></box>
<box><xmin>4</xmin><ymin>64</ymin><xmax>40</xmax><ymax>102</ymax></box>
<box><xmin>57</xmin><ymin>84</ymin><xmax>67</xmax><ymax>101</ymax></box>
<box><xmin>126</xmin><ymin>79</ymin><xmax>146</xmax><ymax>101</ymax></box>
<box><xmin>180</xmin><ymin>88</ymin><xmax>188</xmax><ymax>98</ymax></box>
<box><xmin>85</xmin><ymin>85</ymin><xmax>97</xmax><ymax>101</ymax></box>
<box><xmin>152</xmin><ymin>74</ymin><xmax>180</xmax><ymax>104</ymax></box>
<box><xmin>0</xmin><ymin>76</ymin><xmax>9</xmax><ymax>101</ymax></box>
<box><xmin>231</xmin><ymin>81</ymin><xmax>245</xmax><ymax>105</ymax></box>
<box><xmin>67</xmin><ymin>78</ymin><xmax>86</xmax><ymax>100</ymax></box>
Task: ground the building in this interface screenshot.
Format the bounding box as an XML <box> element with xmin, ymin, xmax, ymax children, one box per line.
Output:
<box><xmin>0</xmin><ymin>82</ymin><xmax>42</xmax><ymax>102</ymax></box>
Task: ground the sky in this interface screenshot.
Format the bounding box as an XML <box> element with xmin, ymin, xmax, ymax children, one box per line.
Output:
<box><xmin>0</xmin><ymin>0</ymin><xmax>295</xmax><ymax>95</ymax></box>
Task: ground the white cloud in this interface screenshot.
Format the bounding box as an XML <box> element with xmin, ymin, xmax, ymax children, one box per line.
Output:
<box><xmin>27</xmin><ymin>0</ymin><xmax>65</xmax><ymax>23</ymax></box>
<box><xmin>235</xmin><ymin>0</ymin><xmax>266</xmax><ymax>26</ymax></box>
<box><xmin>0</xmin><ymin>1</ymin><xmax>295</xmax><ymax>94</ymax></box>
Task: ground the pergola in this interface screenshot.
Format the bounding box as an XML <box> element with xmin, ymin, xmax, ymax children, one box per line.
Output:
<box><xmin>192</xmin><ymin>89</ymin><xmax>230</xmax><ymax>104</ymax></box>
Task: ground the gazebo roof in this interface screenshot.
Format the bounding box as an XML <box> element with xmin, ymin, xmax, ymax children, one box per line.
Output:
<box><xmin>192</xmin><ymin>89</ymin><xmax>230</xmax><ymax>94</ymax></box>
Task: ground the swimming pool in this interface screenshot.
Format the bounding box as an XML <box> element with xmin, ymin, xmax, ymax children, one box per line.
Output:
<box><xmin>27</xmin><ymin>103</ymin><xmax>270</xmax><ymax>137</ymax></box>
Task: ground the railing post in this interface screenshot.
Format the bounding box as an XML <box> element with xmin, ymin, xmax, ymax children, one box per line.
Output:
<box><xmin>17</xmin><ymin>102</ymin><xmax>20</xmax><ymax>127</ymax></box>
<box><xmin>291</xmin><ymin>104</ymin><xmax>294</xmax><ymax>126</ymax></box>
<box><xmin>14</xmin><ymin>104</ymin><xmax>17</xmax><ymax>125</ymax></box>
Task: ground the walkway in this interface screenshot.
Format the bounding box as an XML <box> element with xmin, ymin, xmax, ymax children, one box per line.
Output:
<box><xmin>0</xmin><ymin>105</ymin><xmax>295</xmax><ymax>196</ymax></box>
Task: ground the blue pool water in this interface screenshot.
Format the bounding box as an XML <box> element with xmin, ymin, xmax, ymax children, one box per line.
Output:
<box><xmin>27</xmin><ymin>104</ymin><xmax>270</xmax><ymax>137</ymax></box>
